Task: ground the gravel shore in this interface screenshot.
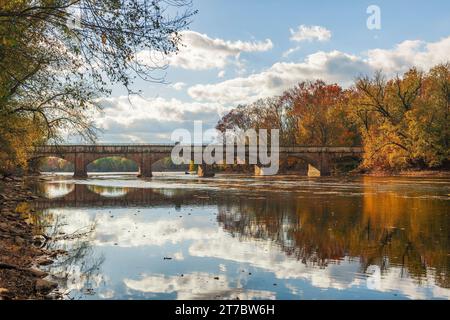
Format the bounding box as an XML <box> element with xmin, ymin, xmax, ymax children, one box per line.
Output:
<box><xmin>0</xmin><ymin>176</ymin><xmax>60</xmax><ymax>300</ymax></box>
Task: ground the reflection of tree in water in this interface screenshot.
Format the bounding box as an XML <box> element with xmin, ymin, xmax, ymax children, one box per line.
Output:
<box><xmin>31</xmin><ymin>209</ymin><xmax>105</xmax><ymax>298</ymax></box>
<box><xmin>216</xmin><ymin>189</ymin><xmax>449</xmax><ymax>289</ymax></box>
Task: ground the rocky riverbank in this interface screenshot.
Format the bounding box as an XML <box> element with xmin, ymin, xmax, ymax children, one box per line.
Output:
<box><xmin>0</xmin><ymin>176</ymin><xmax>61</xmax><ymax>300</ymax></box>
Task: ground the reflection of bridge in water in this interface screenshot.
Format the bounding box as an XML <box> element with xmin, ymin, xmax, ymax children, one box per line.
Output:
<box><xmin>33</xmin><ymin>184</ymin><xmax>217</xmax><ymax>209</ymax></box>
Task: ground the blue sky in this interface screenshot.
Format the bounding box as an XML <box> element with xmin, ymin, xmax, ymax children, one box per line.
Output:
<box><xmin>94</xmin><ymin>0</ymin><xmax>450</xmax><ymax>143</ymax></box>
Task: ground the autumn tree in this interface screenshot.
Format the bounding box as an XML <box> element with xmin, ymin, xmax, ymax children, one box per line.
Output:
<box><xmin>410</xmin><ymin>64</ymin><xmax>449</xmax><ymax>167</ymax></box>
<box><xmin>0</xmin><ymin>0</ymin><xmax>196</xmax><ymax>174</ymax></box>
<box><xmin>216</xmin><ymin>97</ymin><xmax>298</xmax><ymax>145</ymax></box>
<box><xmin>217</xmin><ymin>68</ymin><xmax>448</xmax><ymax>172</ymax></box>
<box><xmin>350</xmin><ymin>65</ymin><xmax>449</xmax><ymax>170</ymax></box>
<box><xmin>283</xmin><ymin>80</ymin><xmax>360</xmax><ymax>146</ymax></box>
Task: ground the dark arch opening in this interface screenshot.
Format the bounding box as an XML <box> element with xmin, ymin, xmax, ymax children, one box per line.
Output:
<box><xmin>86</xmin><ymin>156</ymin><xmax>139</xmax><ymax>174</ymax></box>
<box><xmin>333</xmin><ymin>156</ymin><xmax>362</xmax><ymax>174</ymax></box>
<box><xmin>281</xmin><ymin>157</ymin><xmax>309</xmax><ymax>175</ymax></box>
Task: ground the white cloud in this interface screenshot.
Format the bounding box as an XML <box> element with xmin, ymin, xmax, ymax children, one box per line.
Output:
<box><xmin>282</xmin><ymin>45</ymin><xmax>301</xmax><ymax>58</ymax></box>
<box><xmin>170</xmin><ymin>82</ymin><xmax>186</xmax><ymax>91</ymax></box>
<box><xmin>218</xmin><ymin>70</ymin><xmax>226</xmax><ymax>78</ymax></box>
<box><xmin>95</xmin><ymin>95</ymin><xmax>229</xmax><ymax>142</ymax></box>
<box><xmin>188</xmin><ymin>50</ymin><xmax>369</xmax><ymax>104</ymax></box>
<box><xmin>290</xmin><ymin>25</ymin><xmax>331</xmax><ymax>42</ymax></box>
<box><xmin>188</xmin><ymin>36</ymin><xmax>450</xmax><ymax>105</ymax></box>
<box><xmin>137</xmin><ymin>31</ymin><xmax>273</xmax><ymax>71</ymax></box>
<box><xmin>366</xmin><ymin>37</ymin><xmax>450</xmax><ymax>73</ymax></box>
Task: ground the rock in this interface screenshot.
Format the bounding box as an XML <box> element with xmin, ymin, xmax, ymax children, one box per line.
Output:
<box><xmin>49</xmin><ymin>250</ymin><xmax>63</xmax><ymax>258</ymax></box>
<box><xmin>27</xmin><ymin>268</ymin><xmax>48</xmax><ymax>278</ymax></box>
<box><xmin>35</xmin><ymin>279</ymin><xmax>57</xmax><ymax>294</ymax></box>
<box><xmin>36</xmin><ymin>257</ymin><xmax>53</xmax><ymax>266</ymax></box>
<box><xmin>0</xmin><ymin>193</ymin><xmax>8</xmax><ymax>200</ymax></box>
<box><xmin>14</xmin><ymin>236</ymin><xmax>26</xmax><ymax>245</ymax></box>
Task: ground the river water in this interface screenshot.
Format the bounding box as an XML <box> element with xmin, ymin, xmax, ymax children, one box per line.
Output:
<box><xmin>29</xmin><ymin>173</ymin><xmax>449</xmax><ymax>300</ymax></box>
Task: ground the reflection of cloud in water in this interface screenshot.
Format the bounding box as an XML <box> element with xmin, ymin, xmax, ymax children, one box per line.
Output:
<box><xmin>49</xmin><ymin>207</ymin><xmax>450</xmax><ymax>299</ymax></box>
<box><xmin>59</xmin><ymin>264</ymin><xmax>105</xmax><ymax>293</ymax></box>
<box><xmin>189</xmin><ymin>237</ymin><xmax>450</xmax><ymax>300</ymax></box>
<box><xmin>189</xmin><ymin>236</ymin><xmax>360</xmax><ymax>288</ymax></box>
<box><xmin>124</xmin><ymin>273</ymin><xmax>275</xmax><ymax>300</ymax></box>
<box><xmin>50</xmin><ymin>209</ymin><xmax>218</xmax><ymax>247</ymax></box>
<box><xmin>98</xmin><ymin>289</ymin><xmax>115</xmax><ymax>299</ymax></box>
<box><xmin>173</xmin><ymin>251</ymin><xmax>184</xmax><ymax>261</ymax></box>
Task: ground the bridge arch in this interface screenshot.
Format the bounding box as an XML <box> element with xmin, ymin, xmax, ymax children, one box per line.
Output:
<box><xmin>28</xmin><ymin>155</ymin><xmax>75</xmax><ymax>175</ymax></box>
<box><xmin>84</xmin><ymin>155</ymin><xmax>140</xmax><ymax>174</ymax></box>
<box><xmin>285</xmin><ymin>153</ymin><xmax>331</xmax><ymax>176</ymax></box>
<box><xmin>78</xmin><ymin>153</ymin><xmax>156</xmax><ymax>178</ymax></box>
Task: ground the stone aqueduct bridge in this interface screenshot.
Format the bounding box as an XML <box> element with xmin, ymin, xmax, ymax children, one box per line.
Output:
<box><xmin>32</xmin><ymin>144</ymin><xmax>364</xmax><ymax>177</ymax></box>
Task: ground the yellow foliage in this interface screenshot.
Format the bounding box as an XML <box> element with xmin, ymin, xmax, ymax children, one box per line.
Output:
<box><xmin>350</xmin><ymin>64</ymin><xmax>449</xmax><ymax>170</ymax></box>
<box><xmin>0</xmin><ymin>114</ymin><xmax>46</xmax><ymax>175</ymax></box>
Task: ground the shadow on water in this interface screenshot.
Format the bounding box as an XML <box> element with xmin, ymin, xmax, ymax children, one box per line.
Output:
<box><xmin>28</xmin><ymin>175</ymin><xmax>450</xmax><ymax>299</ymax></box>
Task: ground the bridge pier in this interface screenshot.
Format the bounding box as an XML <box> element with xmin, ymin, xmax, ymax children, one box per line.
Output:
<box><xmin>198</xmin><ymin>164</ymin><xmax>215</xmax><ymax>177</ymax></box>
<box><xmin>74</xmin><ymin>153</ymin><xmax>88</xmax><ymax>178</ymax></box>
<box><xmin>138</xmin><ymin>154</ymin><xmax>153</xmax><ymax>178</ymax></box>
<box><xmin>307</xmin><ymin>153</ymin><xmax>332</xmax><ymax>177</ymax></box>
